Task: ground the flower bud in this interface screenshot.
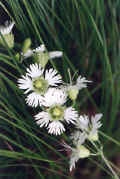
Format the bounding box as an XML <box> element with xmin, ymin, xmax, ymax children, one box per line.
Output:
<box><xmin>68</xmin><ymin>87</ymin><xmax>79</xmax><ymax>101</ymax></box>
<box><xmin>22</xmin><ymin>38</ymin><xmax>31</xmax><ymax>54</ymax></box>
<box><xmin>33</xmin><ymin>52</ymin><xmax>49</xmax><ymax>68</ymax></box>
<box><xmin>15</xmin><ymin>53</ymin><xmax>20</xmax><ymax>62</ymax></box>
<box><xmin>77</xmin><ymin>145</ymin><xmax>90</xmax><ymax>158</ymax></box>
<box><xmin>88</xmin><ymin>132</ymin><xmax>99</xmax><ymax>141</ymax></box>
<box><xmin>0</xmin><ymin>33</ymin><xmax>14</xmax><ymax>48</ymax></box>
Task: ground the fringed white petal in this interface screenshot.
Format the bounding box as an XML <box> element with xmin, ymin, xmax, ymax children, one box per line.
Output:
<box><xmin>69</xmin><ymin>150</ymin><xmax>79</xmax><ymax>171</ymax></box>
<box><xmin>26</xmin><ymin>92</ymin><xmax>44</xmax><ymax>107</ymax></box>
<box><xmin>47</xmin><ymin>121</ymin><xmax>65</xmax><ymax>135</ymax></box>
<box><xmin>33</xmin><ymin>44</ymin><xmax>46</xmax><ymax>53</ymax></box>
<box><xmin>35</xmin><ymin>112</ymin><xmax>50</xmax><ymax>127</ymax></box>
<box><xmin>0</xmin><ymin>21</ymin><xmax>15</xmax><ymax>35</ymax></box>
<box><xmin>76</xmin><ymin>76</ymin><xmax>91</xmax><ymax>90</ymax></box>
<box><xmin>18</xmin><ymin>75</ymin><xmax>33</xmax><ymax>94</ymax></box>
<box><xmin>76</xmin><ymin>115</ymin><xmax>89</xmax><ymax>130</ymax></box>
<box><xmin>26</xmin><ymin>63</ymin><xmax>44</xmax><ymax>78</ymax></box>
<box><xmin>43</xmin><ymin>88</ymin><xmax>67</xmax><ymax>107</ymax></box>
<box><xmin>91</xmin><ymin>113</ymin><xmax>102</xmax><ymax>134</ymax></box>
<box><xmin>48</xmin><ymin>51</ymin><xmax>63</xmax><ymax>59</ymax></box>
<box><xmin>64</xmin><ymin>107</ymin><xmax>78</xmax><ymax>124</ymax></box>
<box><xmin>45</xmin><ymin>68</ymin><xmax>62</xmax><ymax>86</ymax></box>
<box><xmin>70</xmin><ymin>131</ymin><xmax>87</xmax><ymax>145</ymax></box>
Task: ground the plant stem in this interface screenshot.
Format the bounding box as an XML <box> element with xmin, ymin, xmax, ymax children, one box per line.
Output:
<box><xmin>91</xmin><ymin>141</ymin><xmax>119</xmax><ymax>179</ymax></box>
<box><xmin>101</xmin><ymin>151</ymin><xmax>119</xmax><ymax>179</ymax></box>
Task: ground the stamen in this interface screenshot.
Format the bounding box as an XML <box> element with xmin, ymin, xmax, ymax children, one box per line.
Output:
<box><xmin>33</xmin><ymin>77</ymin><xmax>48</xmax><ymax>94</ymax></box>
<box><xmin>49</xmin><ymin>105</ymin><xmax>64</xmax><ymax>120</ymax></box>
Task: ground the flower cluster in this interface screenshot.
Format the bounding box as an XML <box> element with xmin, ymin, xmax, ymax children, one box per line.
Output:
<box><xmin>13</xmin><ymin>23</ymin><xmax>102</xmax><ymax>171</ymax></box>
<box><xmin>17</xmin><ymin>41</ymin><xmax>103</xmax><ymax>171</ymax></box>
<box><xmin>1</xmin><ymin>21</ymin><xmax>117</xmax><ymax>178</ymax></box>
<box><xmin>0</xmin><ymin>18</ymin><xmax>117</xmax><ymax>179</ymax></box>
<box><xmin>18</xmin><ymin>44</ymin><xmax>93</xmax><ymax>135</ymax></box>
<box><xmin>18</xmin><ymin>63</ymin><xmax>62</xmax><ymax>107</ymax></box>
<box><xmin>18</xmin><ymin>55</ymin><xmax>91</xmax><ymax>136</ymax></box>
<box><xmin>21</xmin><ymin>44</ymin><xmax>63</xmax><ymax>67</ymax></box>
<box><xmin>35</xmin><ymin>88</ymin><xmax>78</xmax><ymax>135</ymax></box>
<box><xmin>67</xmin><ymin>114</ymin><xmax>103</xmax><ymax>171</ymax></box>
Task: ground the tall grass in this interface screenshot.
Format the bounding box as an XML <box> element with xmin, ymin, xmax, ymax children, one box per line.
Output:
<box><xmin>0</xmin><ymin>0</ymin><xmax>120</xmax><ymax>178</ymax></box>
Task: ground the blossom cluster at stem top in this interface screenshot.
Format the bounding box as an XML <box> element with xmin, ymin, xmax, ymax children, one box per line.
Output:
<box><xmin>18</xmin><ymin>61</ymin><xmax>91</xmax><ymax>135</ymax></box>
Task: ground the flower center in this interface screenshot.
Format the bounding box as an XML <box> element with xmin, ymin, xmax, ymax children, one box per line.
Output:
<box><xmin>34</xmin><ymin>80</ymin><xmax>42</xmax><ymax>88</ymax></box>
<box><xmin>53</xmin><ymin>107</ymin><xmax>61</xmax><ymax>117</ymax></box>
<box><xmin>49</xmin><ymin>105</ymin><xmax>64</xmax><ymax>121</ymax></box>
<box><xmin>33</xmin><ymin>77</ymin><xmax>49</xmax><ymax>94</ymax></box>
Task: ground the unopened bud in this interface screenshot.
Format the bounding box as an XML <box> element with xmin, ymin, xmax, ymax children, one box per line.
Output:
<box><xmin>22</xmin><ymin>38</ymin><xmax>31</xmax><ymax>54</ymax></box>
<box><xmin>77</xmin><ymin>145</ymin><xmax>90</xmax><ymax>158</ymax></box>
<box><xmin>68</xmin><ymin>87</ymin><xmax>79</xmax><ymax>101</ymax></box>
<box><xmin>15</xmin><ymin>53</ymin><xmax>20</xmax><ymax>62</ymax></box>
<box><xmin>33</xmin><ymin>52</ymin><xmax>49</xmax><ymax>68</ymax></box>
<box><xmin>88</xmin><ymin>132</ymin><xmax>99</xmax><ymax>141</ymax></box>
<box><xmin>0</xmin><ymin>33</ymin><xmax>14</xmax><ymax>48</ymax></box>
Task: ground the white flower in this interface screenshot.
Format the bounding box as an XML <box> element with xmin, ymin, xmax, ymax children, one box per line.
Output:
<box><xmin>76</xmin><ymin>115</ymin><xmax>89</xmax><ymax>130</ymax></box>
<box><xmin>70</xmin><ymin>131</ymin><xmax>87</xmax><ymax>145</ymax></box>
<box><xmin>88</xmin><ymin>114</ymin><xmax>102</xmax><ymax>141</ymax></box>
<box><xmin>76</xmin><ymin>114</ymin><xmax>103</xmax><ymax>141</ymax></box>
<box><xmin>69</xmin><ymin>145</ymin><xmax>90</xmax><ymax>171</ymax></box>
<box><xmin>0</xmin><ymin>21</ymin><xmax>15</xmax><ymax>48</ymax></box>
<box><xmin>63</xmin><ymin>136</ymin><xmax>90</xmax><ymax>171</ymax></box>
<box><xmin>42</xmin><ymin>88</ymin><xmax>67</xmax><ymax>107</ymax></box>
<box><xmin>63</xmin><ymin>114</ymin><xmax>102</xmax><ymax>171</ymax></box>
<box><xmin>35</xmin><ymin>88</ymin><xmax>78</xmax><ymax>135</ymax></box>
<box><xmin>18</xmin><ymin>63</ymin><xmax>62</xmax><ymax>107</ymax></box>
<box><xmin>22</xmin><ymin>44</ymin><xmax>46</xmax><ymax>59</ymax></box>
<box><xmin>0</xmin><ymin>21</ymin><xmax>15</xmax><ymax>35</ymax></box>
<box><xmin>91</xmin><ymin>114</ymin><xmax>103</xmax><ymax>134</ymax></box>
<box><xmin>22</xmin><ymin>44</ymin><xmax>63</xmax><ymax>59</ymax></box>
<box><xmin>33</xmin><ymin>44</ymin><xmax>46</xmax><ymax>53</ymax></box>
<box><xmin>66</xmin><ymin>76</ymin><xmax>91</xmax><ymax>100</ymax></box>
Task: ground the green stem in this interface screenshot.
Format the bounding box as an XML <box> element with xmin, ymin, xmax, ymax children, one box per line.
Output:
<box><xmin>90</xmin><ymin>141</ymin><xmax>119</xmax><ymax>179</ymax></box>
<box><xmin>100</xmin><ymin>151</ymin><xmax>119</xmax><ymax>179</ymax></box>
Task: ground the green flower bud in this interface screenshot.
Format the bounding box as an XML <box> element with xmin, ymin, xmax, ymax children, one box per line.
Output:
<box><xmin>15</xmin><ymin>53</ymin><xmax>20</xmax><ymax>62</ymax></box>
<box><xmin>88</xmin><ymin>132</ymin><xmax>99</xmax><ymax>141</ymax></box>
<box><xmin>68</xmin><ymin>87</ymin><xmax>79</xmax><ymax>101</ymax></box>
<box><xmin>22</xmin><ymin>38</ymin><xmax>31</xmax><ymax>54</ymax></box>
<box><xmin>33</xmin><ymin>52</ymin><xmax>49</xmax><ymax>68</ymax></box>
<box><xmin>0</xmin><ymin>33</ymin><xmax>14</xmax><ymax>48</ymax></box>
<box><xmin>77</xmin><ymin>145</ymin><xmax>90</xmax><ymax>158</ymax></box>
